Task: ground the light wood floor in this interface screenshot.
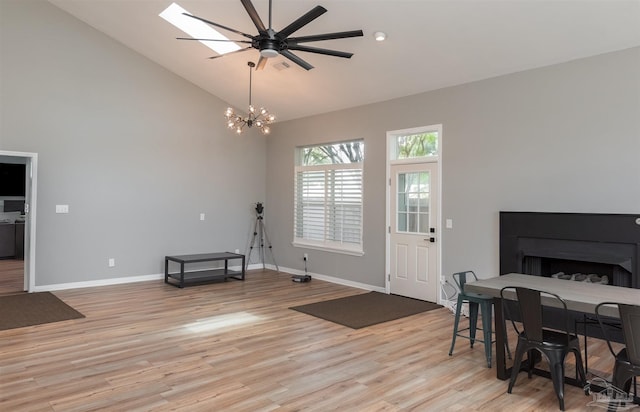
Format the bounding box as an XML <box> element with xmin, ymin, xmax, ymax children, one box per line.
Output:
<box><xmin>0</xmin><ymin>270</ymin><xmax>625</xmax><ymax>411</ymax></box>
<box><xmin>0</xmin><ymin>258</ymin><xmax>25</xmax><ymax>295</ymax></box>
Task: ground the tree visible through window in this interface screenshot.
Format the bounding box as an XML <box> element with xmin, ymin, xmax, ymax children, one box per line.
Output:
<box><xmin>294</xmin><ymin>140</ymin><xmax>364</xmax><ymax>254</ymax></box>
<box><xmin>394</xmin><ymin>132</ymin><xmax>438</xmax><ymax>159</ymax></box>
<box><xmin>302</xmin><ymin>141</ymin><xmax>364</xmax><ymax>165</ymax></box>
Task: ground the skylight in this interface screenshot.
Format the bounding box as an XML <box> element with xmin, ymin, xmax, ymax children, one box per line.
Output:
<box><xmin>159</xmin><ymin>2</ymin><xmax>241</xmax><ymax>55</ymax></box>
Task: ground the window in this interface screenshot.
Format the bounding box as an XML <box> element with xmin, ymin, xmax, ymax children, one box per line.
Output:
<box><xmin>159</xmin><ymin>3</ymin><xmax>241</xmax><ymax>55</ymax></box>
<box><xmin>294</xmin><ymin>140</ymin><xmax>364</xmax><ymax>255</ymax></box>
<box><xmin>391</xmin><ymin>131</ymin><xmax>438</xmax><ymax>160</ymax></box>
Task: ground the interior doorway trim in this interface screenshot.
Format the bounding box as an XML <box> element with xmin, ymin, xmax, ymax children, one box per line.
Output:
<box><xmin>385</xmin><ymin>125</ymin><xmax>443</xmax><ymax>303</ymax></box>
<box><xmin>0</xmin><ymin>150</ymin><xmax>37</xmax><ymax>292</ymax></box>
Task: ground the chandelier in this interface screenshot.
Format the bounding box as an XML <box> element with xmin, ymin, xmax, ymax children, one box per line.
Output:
<box><xmin>225</xmin><ymin>61</ymin><xmax>275</xmax><ymax>135</ymax></box>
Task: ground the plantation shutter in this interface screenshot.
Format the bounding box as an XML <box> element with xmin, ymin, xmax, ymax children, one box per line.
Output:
<box><xmin>294</xmin><ymin>163</ymin><xmax>363</xmax><ymax>253</ymax></box>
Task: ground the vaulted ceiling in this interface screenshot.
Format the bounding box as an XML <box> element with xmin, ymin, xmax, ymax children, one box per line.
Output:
<box><xmin>48</xmin><ymin>0</ymin><xmax>640</xmax><ymax>121</ymax></box>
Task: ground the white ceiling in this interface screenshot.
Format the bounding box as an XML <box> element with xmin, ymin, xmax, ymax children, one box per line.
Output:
<box><xmin>48</xmin><ymin>0</ymin><xmax>640</xmax><ymax>122</ymax></box>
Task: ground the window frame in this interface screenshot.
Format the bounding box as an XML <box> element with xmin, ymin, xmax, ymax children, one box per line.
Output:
<box><xmin>293</xmin><ymin>141</ymin><xmax>365</xmax><ymax>256</ymax></box>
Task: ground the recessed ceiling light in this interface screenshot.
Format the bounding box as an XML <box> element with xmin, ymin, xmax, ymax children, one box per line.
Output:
<box><xmin>159</xmin><ymin>3</ymin><xmax>241</xmax><ymax>55</ymax></box>
<box><xmin>373</xmin><ymin>31</ymin><xmax>387</xmax><ymax>42</ymax></box>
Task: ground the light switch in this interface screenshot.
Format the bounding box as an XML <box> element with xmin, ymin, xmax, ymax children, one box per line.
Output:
<box><xmin>446</xmin><ymin>219</ymin><xmax>453</xmax><ymax>229</ymax></box>
<box><xmin>200</xmin><ymin>213</ymin><xmax>205</xmax><ymax>221</ymax></box>
<box><xmin>56</xmin><ymin>205</ymin><xmax>69</xmax><ymax>214</ymax></box>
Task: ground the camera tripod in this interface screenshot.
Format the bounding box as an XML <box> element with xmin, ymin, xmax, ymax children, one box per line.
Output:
<box><xmin>246</xmin><ymin>203</ymin><xmax>279</xmax><ymax>272</ymax></box>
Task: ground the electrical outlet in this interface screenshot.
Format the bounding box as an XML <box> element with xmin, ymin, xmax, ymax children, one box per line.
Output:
<box><xmin>200</xmin><ymin>213</ymin><xmax>205</xmax><ymax>221</ymax></box>
<box><xmin>234</xmin><ymin>249</ymin><xmax>240</xmax><ymax>254</ymax></box>
<box><xmin>303</xmin><ymin>253</ymin><xmax>308</xmax><ymax>260</ymax></box>
<box><xmin>55</xmin><ymin>204</ymin><xmax>69</xmax><ymax>214</ymax></box>
<box><xmin>108</xmin><ymin>258</ymin><xmax>115</xmax><ymax>267</ymax></box>
<box><xmin>440</xmin><ymin>275</ymin><xmax>446</xmax><ymax>284</ymax></box>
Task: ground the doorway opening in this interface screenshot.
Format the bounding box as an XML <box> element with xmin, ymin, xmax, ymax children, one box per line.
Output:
<box><xmin>385</xmin><ymin>125</ymin><xmax>442</xmax><ymax>303</ymax></box>
<box><xmin>0</xmin><ymin>151</ymin><xmax>37</xmax><ymax>294</ymax></box>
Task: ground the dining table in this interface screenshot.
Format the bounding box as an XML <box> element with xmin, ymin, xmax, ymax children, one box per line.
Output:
<box><xmin>464</xmin><ymin>272</ymin><xmax>640</xmax><ymax>382</ymax></box>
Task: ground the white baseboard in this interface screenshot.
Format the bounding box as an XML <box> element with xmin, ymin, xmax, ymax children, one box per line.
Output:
<box><xmin>34</xmin><ymin>273</ymin><xmax>164</xmax><ymax>292</ymax></box>
<box><xmin>273</xmin><ymin>265</ymin><xmax>386</xmax><ymax>293</ymax></box>
<box><xmin>33</xmin><ymin>264</ymin><xmax>384</xmax><ymax>294</ymax></box>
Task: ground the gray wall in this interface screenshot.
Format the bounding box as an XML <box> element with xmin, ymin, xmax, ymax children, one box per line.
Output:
<box><xmin>2</xmin><ymin>0</ymin><xmax>638</xmax><ymax>290</ymax></box>
<box><xmin>0</xmin><ymin>0</ymin><xmax>266</xmax><ymax>286</ymax></box>
<box><xmin>266</xmin><ymin>47</ymin><xmax>640</xmax><ymax>287</ymax></box>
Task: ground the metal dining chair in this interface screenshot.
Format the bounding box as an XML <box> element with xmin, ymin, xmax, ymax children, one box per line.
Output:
<box><xmin>449</xmin><ymin>271</ymin><xmax>510</xmax><ymax>368</ymax></box>
<box><xmin>595</xmin><ymin>302</ymin><xmax>640</xmax><ymax>396</ymax></box>
<box><xmin>500</xmin><ymin>286</ymin><xmax>586</xmax><ymax>411</ymax></box>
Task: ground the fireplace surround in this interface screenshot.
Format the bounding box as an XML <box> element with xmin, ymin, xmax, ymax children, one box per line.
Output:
<box><xmin>499</xmin><ymin>212</ymin><xmax>640</xmax><ymax>340</ymax></box>
<box><xmin>500</xmin><ymin>212</ymin><xmax>640</xmax><ymax>289</ymax></box>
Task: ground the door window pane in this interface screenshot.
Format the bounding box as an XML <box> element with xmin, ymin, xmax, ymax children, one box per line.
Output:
<box><xmin>398</xmin><ymin>212</ymin><xmax>407</xmax><ymax>231</ymax></box>
<box><xmin>397</xmin><ymin>171</ymin><xmax>430</xmax><ymax>234</ymax></box>
<box><xmin>398</xmin><ymin>193</ymin><xmax>407</xmax><ymax>212</ymax></box>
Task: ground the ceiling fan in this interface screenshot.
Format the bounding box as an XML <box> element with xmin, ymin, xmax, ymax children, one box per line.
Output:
<box><xmin>178</xmin><ymin>0</ymin><xmax>364</xmax><ymax>70</ymax></box>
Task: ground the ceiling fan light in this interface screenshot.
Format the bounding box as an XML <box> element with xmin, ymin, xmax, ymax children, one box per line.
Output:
<box><xmin>260</xmin><ymin>48</ymin><xmax>279</xmax><ymax>58</ymax></box>
<box><xmin>373</xmin><ymin>31</ymin><xmax>386</xmax><ymax>41</ymax></box>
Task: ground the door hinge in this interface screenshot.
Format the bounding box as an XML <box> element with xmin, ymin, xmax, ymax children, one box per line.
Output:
<box><xmin>388</xmin><ymin>226</ymin><xmax>391</xmax><ymax>234</ymax></box>
<box><xmin>389</xmin><ymin>178</ymin><xmax>391</xmax><ymax>186</ymax></box>
<box><xmin>388</xmin><ymin>274</ymin><xmax>391</xmax><ymax>281</ymax></box>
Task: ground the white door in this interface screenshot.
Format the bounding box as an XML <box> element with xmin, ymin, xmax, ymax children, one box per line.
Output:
<box><xmin>390</xmin><ymin>162</ymin><xmax>439</xmax><ymax>302</ymax></box>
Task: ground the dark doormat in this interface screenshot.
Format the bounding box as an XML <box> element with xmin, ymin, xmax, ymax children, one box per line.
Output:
<box><xmin>290</xmin><ymin>291</ymin><xmax>442</xmax><ymax>329</ymax></box>
<box><xmin>0</xmin><ymin>292</ymin><xmax>85</xmax><ymax>331</ymax></box>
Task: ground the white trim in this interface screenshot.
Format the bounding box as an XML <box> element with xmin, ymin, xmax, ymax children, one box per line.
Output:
<box><xmin>295</xmin><ymin>162</ymin><xmax>362</xmax><ymax>172</ymax></box>
<box><xmin>390</xmin><ymin>156</ymin><xmax>439</xmax><ymax>166</ymax></box>
<box><xmin>385</xmin><ymin>125</ymin><xmax>443</xmax><ymax>304</ymax></box>
<box><xmin>34</xmin><ymin>273</ymin><xmax>164</xmax><ymax>292</ymax></box>
<box><xmin>291</xmin><ymin>241</ymin><xmax>364</xmax><ymax>256</ymax></box>
<box><xmin>276</xmin><ymin>265</ymin><xmax>386</xmax><ymax>293</ymax></box>
<box><xmin>0</xmin><ymin>150</ymin><xmax>38</xmax><ymax>293</ymax></box>
<box><xmin>33</xmin><ymin>264</ymin><xmax>385</xmax><ymax>294</ymax></box>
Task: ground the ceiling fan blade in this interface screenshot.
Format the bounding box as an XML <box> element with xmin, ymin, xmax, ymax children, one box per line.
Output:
<box><xmin>277</xmin><ymin>6</ymin><xmax>327</xmax><ymax>39</ymax></box>
<box><xmin>240</xmin><ymin>0</ymin><xmax>267</xmax><ymax>33</ymax></box>
<box><xmin>207</xmin><ymin>46</ymin><xmax>253</xmax><ymax>59</ymax></box>
<box><xmin>287</xmin><ymin>45</ymin><xmax>353</xmax><ymax>59</ymax></box>
<box><xmin>288</xmin><ymin>30</ymin><xmax>364</xmax><ymax>44</ymax></box>
<box><xmin>183</xmin><ymin>13</ymin><xmax>254</xmax><ymax>40</ymax></box>
<box><xmin>256</xmin><ymin>56</ymin><xmax>268</xmax><ymax>70</ymax></box>
<box><xmin>280</xmin><ymin>50</ymin><xmax>314</xmax><ymax>71</ymax></box>
<box><xmin>177</xmin><ymin>37</ymin><xmax>252</xmax><ymax>44</ymax></box>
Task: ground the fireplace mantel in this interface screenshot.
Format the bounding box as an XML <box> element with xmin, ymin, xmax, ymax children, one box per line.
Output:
<box><xmin>499</xmin><ymin>212</ymin><xmax>640</xmax><ymax>288</ymax></box>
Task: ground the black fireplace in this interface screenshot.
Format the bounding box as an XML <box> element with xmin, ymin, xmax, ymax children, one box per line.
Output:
<box><xmin>499</xmin><ymin>212</ymin><xmax>640</xmax><ymax>340</ymax></box>
<box><xmin>500</xmin><ymin>212</ymin><xmax>640</xmax><ymax>289</ymax></box>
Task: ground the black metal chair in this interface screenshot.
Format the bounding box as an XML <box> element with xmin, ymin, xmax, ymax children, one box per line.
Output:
<box><xmin>500</xmin><ymin>286</ymin><xmax>586</xmax><ymax>411</ymax></box>
<box><xmin>449</xmin><ymin>271</ymin><xmax>508</xmax><ymax>367</ymax></box>
<box><xmin>595</xmin><ymin>302</ymin><xmax>640</xmax><ymax>396</ymax></box>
